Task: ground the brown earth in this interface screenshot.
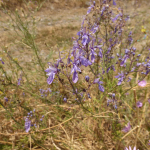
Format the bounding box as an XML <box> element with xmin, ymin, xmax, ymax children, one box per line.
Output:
<box><xmin>0</xmin><ymin>0</ymin><xmax>150</xmax><ymax>63</ymax></box>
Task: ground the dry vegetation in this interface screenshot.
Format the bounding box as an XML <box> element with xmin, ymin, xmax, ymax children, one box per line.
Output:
<box><xmin>0</xmin><ymin>0</ymin><xmax>150</xmax><ymax>150</ymax></box>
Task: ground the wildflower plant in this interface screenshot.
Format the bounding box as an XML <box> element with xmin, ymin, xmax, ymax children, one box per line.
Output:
<box><xmin>45</xmin><ymin>0</ymin><xmax>150</xmax><ymax>108</ymax></box>
<box><xmin>44</xmin><ymin>0</ymin><xmax>150</xmax><ymax>149</ymax></box>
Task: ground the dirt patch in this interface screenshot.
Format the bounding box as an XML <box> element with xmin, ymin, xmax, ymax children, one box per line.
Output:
<box><xmin>0</xmin><ymin>0</ymin><xmax>90</xmax><ymax>11</ymax></box>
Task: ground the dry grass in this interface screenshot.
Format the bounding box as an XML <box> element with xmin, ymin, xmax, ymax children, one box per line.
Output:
<box><xmin>0</xmin><ymin>0</ymin><xmax>90</xmax><ymax>10</ymax></box>
<box><xmin>0</xmin><ymin>0</ymin><xmax>150</xmax><ymax>150</ymax></box>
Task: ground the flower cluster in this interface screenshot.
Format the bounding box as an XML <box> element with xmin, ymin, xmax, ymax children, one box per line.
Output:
<box><xmin>24</xmin><ymin>110</ymin><xmax>44</xmax><ymax>133</ymax></box>
<box><xmin>39</xmin><ymin>88</ymin><xmax>51</xmax><ymax>97</ymax></box>
<box><xmin>24</xmin><ymin>117</ymin><xmax>31</xmax><ymax>133</ymax></box>
<box><xmin>44</xmin><ymin>0</ymin><xmax>150</xmax><ymax>105</ymax></box>
<box><xmin>122</xmin><ymin>122</ymin><xmax>131</xmax><ymax>133</ymax></box>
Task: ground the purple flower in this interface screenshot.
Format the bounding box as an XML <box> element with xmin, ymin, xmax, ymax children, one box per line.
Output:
<box><xmin>125</xmin><ymin>92</ymin><xmax>129</xmax><ymax>95</ymax></box>
<box><xmin>131</xmin><ymin>67</ymin><xmax>135</xmax><ymax>72</ymax></box>
<box><xmin>71</xmin><ymin>64</ymin><xmax>81</xmax><ymax>83</ymax></box>
<box><xmin>79</xmin><ymin>56</ymin><xmax>92</xmax><ymax>67</ymax></box>
<box><xmin>125</xmin><ymin>49</ymin><xmax>130</xmax><ymax>54</ymax></box>
<box><xmin>112</xmin><ymin>14</ymin><xmax>121</xmax><ymax>22</ymax></box>
<box><xmin>122</xmin><ymin>122</ymin><xmax>131</xmax><ymax>133</ymax></box>
<box><xmin>87</xmin><ymin>4</ymin><xmax>94</xmax><ymax>14</ymax></box>
<box><xmin>127</xmin><ymin>77</ymin><xmax>132</xmax><ymax>82</ymax></box>
<box><xmin>98</xmin><ymin>82</ymin><xmax>104</xmax><ymax>92</ymax></box>
<box><xmin>93</xmin><ymin>78</ymin><xmax>100</xmax><ymax>84</ymax></box>
<box><xmin>46</xmin><ymin>88</ymin><xmax>52</xmax><ymax>93</ymax></box>
<box><xmin>148</xmin><ymin>99</ymin><xmax>150</xmax><ymax>104</ymax></box>
<box><xmin>137</xmin><ymin>54</ymin><xmax>141</xmax><ymax>57</ymax></box>
<box><xmin>85</xmin><ymin>76</ymin><xmax>89</xmax><ymax>82</ymax></box>
<box><xmin>0</xmin><ymin>58</ymin><xmax>4</xmax><ymax>64</ymax></box>
<box><xmin>80</xmin><ymin>92</ymin><xmax>83</xmax><ymax>97</ymax></box>
<box><xmin>101</xmin><ymin>6</ymin><xmax>105</xmax><ymax>16</ymax></box>
<box><xmin>128</xmin><ymin>31</ymin><xmax>133</xmax><ymax>45</ymax></box>
<box><xmin>107</xmin><ymin>65</ymin><xmax>115</xmax><ymax>73</ymax></box>
<box><xmin>93</xmin><ymin>78</ymin><xmax>104</xmax><ymax>92</ymax></box>
<box><xmin>63</xmin><ymin>97</ymin><xmax>67</xmax><ymax>102</ymax></box>
<box><xmin>107</xmin><ymin>67</ymin><xmax>111</xmax><ymax>73</ymax></box>
<box><xmin>45</xmin><ymin>66</ymin><xmax>58</xmax><ymax>85</ymax></box>
<box><xmin>107</xmin><ymin>99</ymin><xmax>112</xmax><ymax>106</ymax></box>
<box><xmin>25</xmin><ymin>118</ymin><xmax>31</xmax><ymax>133</ymax></box>
<box><xmin>136</xmin><ymin>63</ymin><xmax>141</xmax><ymax>67</ymax></box>
<box><xmin>87</xmin><ymin>93</ymin><xmax>91</xmax><ymax>99</ymax></box>
<box><xmin>90</xmin><ymin>49</ymin><xmax>97</xmax><ymax>63</ymax></box>
<box><xmin>17</xmin><ymin>72</ymin><xmax>23</xmax><ymax>86</ymax></box>
<box><xmin>136</xmin><ymin>101</ymin><xmax>143</xmax><ymax>108</ymax></box>
<box><xmin>115</xmin><ymin>72</ymin><xmax>125</xmax><ymax>85</ymax></box>
<box><xmin>113</xmin><ymin>0</ymin><xmax>116</xmax><ymax>5</ymax></box>
<box><xmin>98</xmin><ymin>47</ymin><xmax>103</xmax><ymax>58</ymax></box>
<box><xmin>91</xmin><ymin>24</ymin><xmax>99</xmax><ymax>34</ymax></box>
<box><xmin>148</xmin><ymin>140</ymin><xmax>150</xmax><ymax>145</ymax></box>
<box><xmin>125</xmin><ymin>146</ymin><xmax>139</xmax><ymax>150</ymax></box>
<box><xmin>125</xmin><ymin>15</ymin><xmax>130</xmax><ymax>21</ymax></box>
<box><xmin>17</xmin><ymin>78</ymin><xmax>21</xmax><ymax>86</ymax></box>
<box><xmin>4</xmin><ymin>97</ymin><xmax>8</xmax><ymax>102</ymax></box>
<box><xmin>114</xmin><ymin>104</ymin><xmax>117</xmax><ymax>109</ymax></box>
<box><xmin>112</xmin><ymin>93</ymin><xmax>115</xmax><ymax>98</ymax></box>
<box><xmin>40</xmin><ymin>89</ymin><xmax>44</xmax><ymax>94</ymax></box>
<box><xmin>82</xmin><ymin>34</ymin><xmax>90</xmax><ymax>46</ymax></box>
<box><xmin>138</xmin><ymin>80</ymin><xmax>147</xmax><ymax>87</ymax></box>
<box><xmin>120</xmin><ymin>55</ymin><xmax>128</xmax><ymax>66</ymax></box>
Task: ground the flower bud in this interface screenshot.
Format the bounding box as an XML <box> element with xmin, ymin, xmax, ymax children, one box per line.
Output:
<box><xmin>85</xmin><ymin>76</ymin><xmax>89</xmax><ymax>82</ymax></box>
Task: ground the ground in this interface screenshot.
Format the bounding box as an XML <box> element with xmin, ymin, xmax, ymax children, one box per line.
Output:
<box><xmin>0</xmin><ymin>0</ymin><xmax>150</xmax><ymax>150</ymax></box>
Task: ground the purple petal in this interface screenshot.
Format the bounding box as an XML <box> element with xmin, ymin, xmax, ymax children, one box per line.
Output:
<box><xmin>99</xmin><ymin>49</ymin><xmax>103</xmax><ymax>58</ymax></box>
<box><xmin>4</xmin><ymin>97</ymin><xmax>8</xmax><ymax>102</ymax></box>
<box><xmin>91</xmin><ymin>54</ymin><xmax>95</xmax><ymax>63</ymax></box>
<box><xmin>93</xmin><ymin>78</ymin><xmax>100</xmax><ymax>84</ymax></box>
<box><xmin>25</xmin><ymin>118</ymin><xmax>31</xmax><ymax>133</ymax></box>
<box><xmin>87</xmin><ymin>7</ymin><xmax>92</xmax><ymax>14</ymax></box>
<box><xmin>122</xmin><ymin>122</ymin><xmax>131</xmax><ymax>133</ymax></box>
<box><xmin>80</xmin><ymin>56</ymin><xmax>92</xmax><ymax>67</ymax></box>
<box><xmin>47</xmin><ymin>73</ymin><xmax>55</xmax><ymax>85</ymax></box>
<box><xmin>82</xmin><ymin>34</ymin><xmax>90</xmax><ymax>46</ymax></box>
<box><xmin>85</xmin><ymin>76</ymin><xmax>89</xmax><ymax>82</ymax></box>
<box><xmin>113</xmin><ymin>0</ymin><xmax>116</xmax><ymax>5</ymax></box>
<box><xmin>87</xmin><ymin>5</ymin><xmax>94</xmax><ymax>14</ymax></box>
<box><xmin>125</xmin><ymin>15</ymin><xmax>130</xmax><ymax>21</ymax></box>
<box><xmin>73</xmin><ymin>71</ymin><xmax>78</xmax><ymax>83</ymax></box>
<box><xmin>107</xmin><ymin>67</ymin><xmax>111</xmax><ymax>73</ymax></box>
<box><xmin>133</xmin><ymin>146</ymin><xmax>136</xmax><ymax>150</ymax></box>
<box><xmin>45</xmin><ymin>66</ymin><xmax>57</xmax><ymax>73</ymax></box>
<box><xmin>120</xmin><ymin>56</ymin><xmax>128</xmax><ymax>66</ymax></box>
<box><xmin>136</xmin><ymin>101</ymin><xmax>143</xmax><ymax>108</ymax></box>
<box><xmin>112</xmin><ymin>14</ymin><xmax>120</xmax><ymax>22</ymax></box>
<box><xmin>117</xmin><ymin>80</ymin><xmax>122</xmax><ymax>85</ymax></box>
<box><xmin>18</xmin><ymin>78</ymin><xmax>21</xmax><ymax>86</ymax></box>
<box><xmin>138</xmin><ymin>80</ymin><xmax>147</xmax><ymax>87</ymax></box>
<box><xmin>0</xmin><ymin>58</ymin><xmax>4</xmax><ymax>64</ymax></box>
<box><xmin>71</xmin><ymin>64</ymin><xmax>81</xmax><ymax>73</ymax></box>
<box><xmin>99</xmin><ymin>84</ymin><xmax>104</xmax><ymax>92</ymax></box>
